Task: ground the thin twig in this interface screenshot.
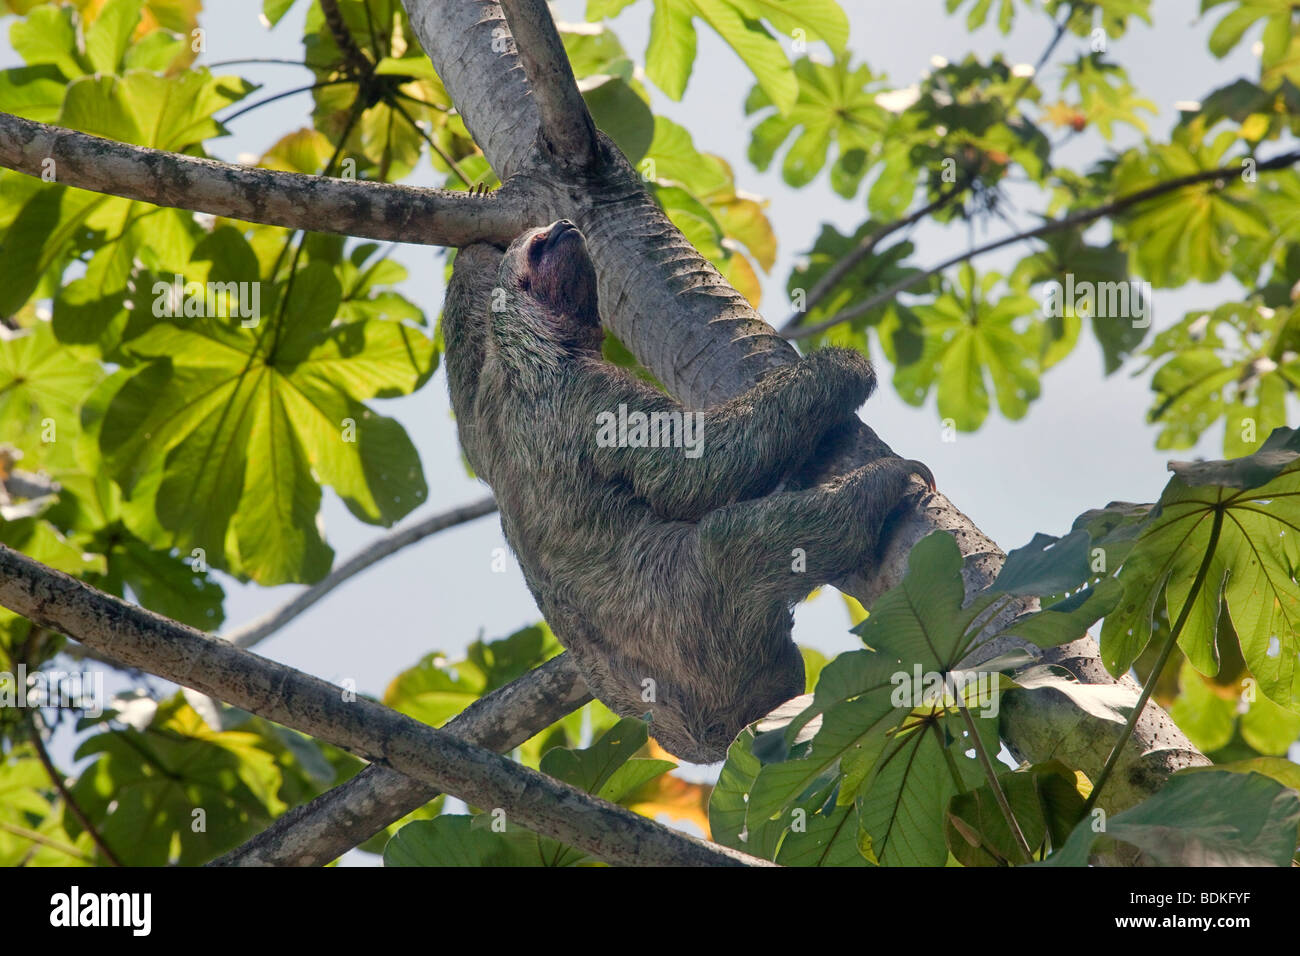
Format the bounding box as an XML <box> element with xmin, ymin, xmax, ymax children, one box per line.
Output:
<box><xmin>225</xmin><ymin>496</ymin><xmax>497</xmax><ymax>649</ymax></box>
<box><xmin>28</xmin><ymin>717</ymin><xmax>122</xmax><ymax>866</ymax></box>
<box><xmin>787</xmin><ymin>148</ymin><xmax>1300</xmax><ymax>340</ymax></box>
<box><xmin>0</xmin><ymin>819</ymin><xmax>96</xmax><ymax>864</ymax></box>
<box><xmin>220</xmin><ymin>79</ymin><xmax>357</xmax><ymax>125</ymax></box>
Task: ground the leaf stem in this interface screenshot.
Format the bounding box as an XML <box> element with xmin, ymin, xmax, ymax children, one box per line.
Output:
<box><xmin>1082</xmin><ymin>507</ymin><xmax>1225</xmax><ymax>814</ymax></box>
<box><xmin>955</xmin><ymin>694</ymin><xmax>1033</xmax><ymax>864</ymax></box>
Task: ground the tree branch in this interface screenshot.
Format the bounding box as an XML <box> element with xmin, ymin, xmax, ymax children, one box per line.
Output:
<box><xmin>224</xmin><ymin>495</ymin><xmax>498</xmax><ymax>649</ymax></box>
<box><xmin>0</xmin><ymin>544</ymin><xmax>765</xmax><ymax>867</ymax></box>
<box><xmin>778</xmin><ymin>176</ymin><xmax>974</xmax><ymax>334</ymax></box>
<box><xmin>787</xmin><ymin>148</ymin><xmax>1300</xmax><ymax>341</ymax></box>
<box><xmin>0</xmin><ymin>111</ymin><xmax>530</xmax><ymax>246</ymax></box>
<box><xmin>498</xmin><ymin>0</ymin><xmax>597</xmax><ymax>165</ymax></box>
<box><xmin>212</xmin><ymin>652</ymin><xmax>590</xmax><ymax>865</ymax></box>
<box><xmin>28</xmin><ymin>716</ymin><xmax>122</xmax><ymax>866</ymax></box>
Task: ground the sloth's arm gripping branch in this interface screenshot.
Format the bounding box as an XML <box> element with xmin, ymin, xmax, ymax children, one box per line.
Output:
<box><xmin>580</xmin><ymin>348</ymin><xmax>878</xmax><ymax>520</ymax></box>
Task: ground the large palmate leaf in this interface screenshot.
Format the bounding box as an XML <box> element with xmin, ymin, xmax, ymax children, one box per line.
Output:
<box><xmin>68</xmin><ymin>696</ymin><xmax>287</xmax><ymax>866</ymax></box>
<box><xmin>1058</xmin><ymin>55</ymin><xmax>1156</xmax><ymax>140</ymax></box>
<box><xmin>95</xmin><ymin>260</ymin><xmax>434</xmax><ymax>585</ymax></box>
<box><xmin>709</xmin><ymin>532</ymin><xmax>1116</xmax><ymax>866</ymax></box>
<box><xmin>1101</xmin><ymin>428</ymin><xmax>1300</xmax><ymax>714</ymax></box>
<box><xmin>1112</xmin><ymin>129</ymin><xmax>1272</xmax><ymax>288</ymax></box>
<box><xmin>897</xmin><ymin>264</ymin><xmax>1043</xmax><ymax>430</ymax></box>
<box><xmin>745</xmin><ymin>57</ymin><xmax>893</xmax><ymax>196</ymax></box>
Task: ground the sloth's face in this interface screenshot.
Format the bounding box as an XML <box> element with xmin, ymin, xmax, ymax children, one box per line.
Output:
<box><xmin>502</xmin><ymin>220</ymin><xmax>601</xmax><ymax>348</ymax></box>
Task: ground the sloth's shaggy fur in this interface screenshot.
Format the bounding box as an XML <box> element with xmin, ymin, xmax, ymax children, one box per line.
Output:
<box><xmin>443</xmin><ymin>222</ymin><xmax>930</xmax><ymax>762</ymax></box>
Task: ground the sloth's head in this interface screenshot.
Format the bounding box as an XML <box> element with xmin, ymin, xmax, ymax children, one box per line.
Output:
<box><xmin>584</xmin><ymin>634</ymin><xmax>806</xmax><ymax>765</ymax></box>
<box><xmin>498</xmin><ymin>220</ymin><xmax>602</xmax><ymax>353</ymax></box>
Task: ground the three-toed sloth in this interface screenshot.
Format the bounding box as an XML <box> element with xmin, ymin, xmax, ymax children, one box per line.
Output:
<box><xmin>443</xmin><ymin>220</ymin><xmax>932</xmax><ymax>762</ymax></box>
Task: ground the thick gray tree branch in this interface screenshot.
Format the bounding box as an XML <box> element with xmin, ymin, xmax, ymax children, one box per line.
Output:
<box><xmin>0</xmin><ymin>111</ymin><xmax>530</xmax><ymax>246</ymax></box>
<box><xmin>212</xmin><ymin>652</ymin><xmax>591</xmax><ymax>866</ymax></box>
<box><xmin>498</xmin><ymin>0</ymin><xmax>597</xmax><ymax>165</ymax></box>
<box><xmin>0</xmin><ymin>544</ymin><xmax>764</xmax><ymax>867</ymax></box>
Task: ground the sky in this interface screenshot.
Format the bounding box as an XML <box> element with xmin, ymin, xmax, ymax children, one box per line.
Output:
<box><xmin>0</xmin><ymin>0</ymin><xmax>1287</xmax><ymax>855</ymax></box>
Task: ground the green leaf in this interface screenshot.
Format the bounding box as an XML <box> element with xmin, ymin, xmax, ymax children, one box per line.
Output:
<box><xmin>1060</xmin><ymin>55</ymin><xmax>1156</xmax><ymax>140</ymax></box>
<box><xmin>385</xmin><ymin>815</ymin><xmax>589</xmax><ymax>867</ymax></box>
<box><xmin>84</xmin><ymin>0</ymin><xmax>144</xmax><ymax>75</ymax></box>
<box><xmin>1143</xmin><ymin>300</ymin><xmax>1292</xmax><ymax>458</ymax></box>
<box><xmin>645</xmin><ymin>0</ymin><xmax>697</xmax><ymax>101</ymax></box>
<box><xmin>262</xmin><ymin>0</ymin><xmax>299</xmax><ymax>28</ymax></box>
<box><xmin>776</xmin><ymin>801</ymin><xmax>870</xmax><ymax>866</ymax></box>
<box><xmin>1169</xmin><ymin>657</ymin><xmax>1237</xmax><ymax>753</ymax></box>
<box><xmin>1102</xmin><ymin>432</ymin><xmax>1300</xmax><ymax>714</ymax></box>
<box><xmin>9</xmin><ymin>4</ymin><xmax>86</xmax><ymax>79</ymax></box>
<box><xmin>745</xmin><ymin>56</ymin><xmax>891</xmax><ymax>192</ymax></box>
<box><xmin>68</xmin><ymin>695</ymin><xmax>285</xmax><ymax>865</ymax></box>
<box><xmin>0</xmin><ymin>320</ymin><xmax>104</xmax><ymax>472</ymax></box>
<box><xmin>993</xmin><ymin>529</ymin><xmax>1094</xmax><ymax>597</ymax></box>
<box><xmin>538</xmin><ymin>716</ymin><xmax>676</xmax><ymax>805</ymax></box>
<box><xmin>1205</xmin><ymin>0</ymin><xmax>1295</xmax><ymax>62</ymax></box>
<box><xmin>855</xmin><ymin>710</ymin><xmax>992</xmax><ymax>866</ymax></box>
<box><xmin>582</xmin><ymin>75</ymin><xmax>655</xmax><ymax>164</ymax></box>
<box><xmin>386</xmin><ymin>624</ymin><xmax>564</xmax><ymax>728</ymax></box>
<box><xmin>945</xmin><ymin>762</ymin><xmax>1086</xmax><ymax>866</ymax></box>
<box><xmin>1113</xmin><ymin>131</ymin><xmax>1272</xmax><ymax>288</ymax></box>
<box><xmin>97</xmin><ymin>258</ymin><xmax>433</xmax><ymax>583</ymax></box>
<box><xmin>899</xmin><ymin>264</ymin><xmax>1042</xmax><ymax>430</ymax></box>
<box><xmin>0</xmin><ymin>65</ymin><xmax>69</xmax><ymax>122</ymax></box>
<box><xmin>1041</xmin><ymin>770</ymin><xmax>1300</xmax><ymax>866</ymax></box>
<box><xmin>786</xmin><ymin>221</ymin><xmax>926</xmax><ymax>337</ymax></box>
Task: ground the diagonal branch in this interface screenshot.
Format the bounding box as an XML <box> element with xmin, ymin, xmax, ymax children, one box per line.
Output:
<box><xmin>212</xmin><ymin>652</ymin><xmax>590</xmax><ymax>866</ymax></box>
<box><xmin>779</xmin><ymin>176</ymin><xmax>974</xmax><ymax>334</ymax></box>
<box><xmin>787</xmin><ymin>148</ymin><xmax>1300</xmax><ymax>341</ymax></box>
<box><xmin>224</xmin><ymin>495</ymin><xmax>497</xmax><ymax>649</ymax></box>
<box><xmin>498</xmin><ymin>0</ymin><xmax>598</xmax><ymax>165</ymax></box>
<box><xmin>0</xmin><ymin>112</ymin><xmax>529</xmax><ymax>247</ymax></box>
<box><xmin>0</xmin><ymin>544</ymin><xmax>764</xmax><ymax>867</ymax></box>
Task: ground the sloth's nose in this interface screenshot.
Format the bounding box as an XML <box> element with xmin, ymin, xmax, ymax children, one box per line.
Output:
<box><xmin>544</xmin><ymin>219</ymin><xmax>581</xmax><ymax>248</ymax></box>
